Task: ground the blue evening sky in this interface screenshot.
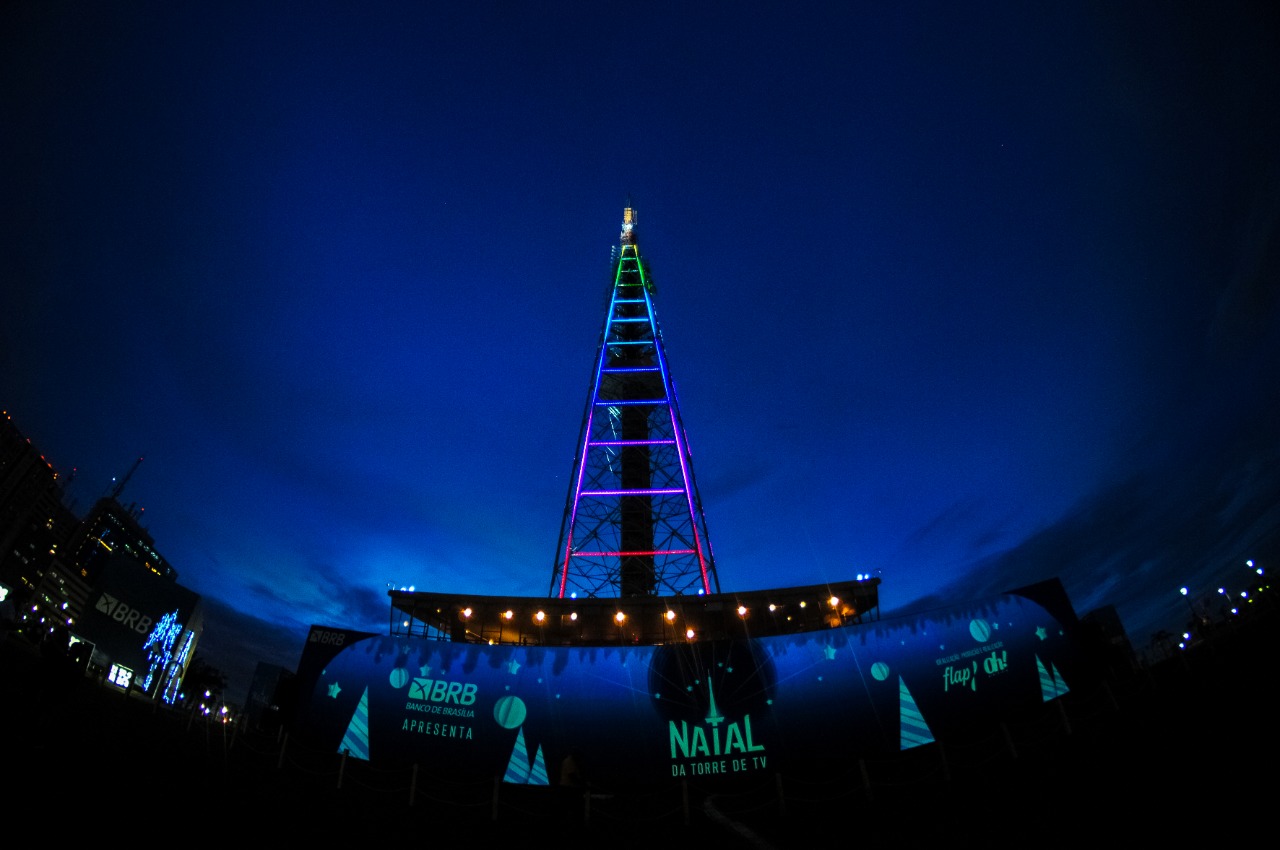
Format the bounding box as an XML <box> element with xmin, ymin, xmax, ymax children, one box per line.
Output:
<box><xmin>3</xmin><ymin>2</ymin><xmax>1277</xmax><ymax>699</ymax></box>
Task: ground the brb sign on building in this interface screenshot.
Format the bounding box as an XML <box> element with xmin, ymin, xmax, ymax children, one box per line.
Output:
<box><xmin>292</xmin><ymin>580</ymin><xmax>1084</xmax><ymax>787</ymax></box>
<box><xmin>77</xmin><ymin>553</ymin><xmax>202</xmax><ymax>689</ymax></box>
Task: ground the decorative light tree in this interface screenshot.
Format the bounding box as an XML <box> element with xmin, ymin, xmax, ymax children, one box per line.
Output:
<box><xmin>140</xmin><ymin>610</ymin><xmax>193</xmax><ymax>703</ymax></box>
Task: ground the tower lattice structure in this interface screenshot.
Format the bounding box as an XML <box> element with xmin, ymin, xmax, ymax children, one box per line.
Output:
<box><xmin>550</xmin><ymin>207</ymin><xmax>720</xmax><ymax>599</ymax></box>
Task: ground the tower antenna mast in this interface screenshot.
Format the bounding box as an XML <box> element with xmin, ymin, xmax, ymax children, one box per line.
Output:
<box><xmin>550</xmin><ymin>205</ymin><xmax>719</xmax><ymax>599</ymax></box>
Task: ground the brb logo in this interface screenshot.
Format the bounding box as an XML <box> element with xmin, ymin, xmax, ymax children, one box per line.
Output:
<box><xmin>94</xmin><ymin>593</ymin><xmax>153</xmax><ymax>635</ymax></box>
<box><xmin>408</xmin><ymin>677</ymin><xmax>477</xmax><ymax>705</ymax></box>
<box><xmin>309</xmin><ymin>629</ymin><xmax>347</xmax><ymax>647</ymax></box>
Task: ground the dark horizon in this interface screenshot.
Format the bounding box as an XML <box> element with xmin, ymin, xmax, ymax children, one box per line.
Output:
<box><xmin>4</xmin><ymin>599</ymin><xmax>1276</xmax><ymax>845</ymax></box>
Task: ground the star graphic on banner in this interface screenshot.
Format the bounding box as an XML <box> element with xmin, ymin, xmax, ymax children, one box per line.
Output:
<box><xmin>327</xmin><ymin>682</ymin><xmax>341</xmax><ymax>698</ymax></box>
<box><xmin>823</xmin><ymin>645</ymin><xmax>837</xmax><ymax>661</ymax></box>
<box><xmin>507</xmin><ymin>659</ymin><xmax>521</xmax><ymax>675</ymax></box>
<box><xmin>419</xmin><ymin>664</ymin><xmax>432</xmax><ymax>676</ymax></box>
<box><xmin>1035</xmin><ymin>627</ymin><xmax>1047</xmax><ymax>640</ymax></box>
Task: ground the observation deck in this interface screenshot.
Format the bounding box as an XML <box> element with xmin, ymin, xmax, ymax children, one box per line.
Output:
<box><xmin>388</xmin><ymin>577</ymin><xmax>879</xmax><ymax>646</ymax></box>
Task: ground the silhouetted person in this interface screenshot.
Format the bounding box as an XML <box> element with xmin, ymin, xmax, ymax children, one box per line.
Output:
<box><xmin>558</xmin><ymin>748</ymin><xmax>587</xmax><ymax>822</ymax></box>
<box><xmin>67</xmin><ymin>639</ymin><xmax>91</xmax><ymax>675</ymax></box>
<box><xmin>560</xmin><ymin>749</ymin><xmax>584</xmax><ymax>786</ymax></box>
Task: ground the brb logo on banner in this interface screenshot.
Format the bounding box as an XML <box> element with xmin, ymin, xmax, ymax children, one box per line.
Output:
<box><xmin>408</xmin><ymin>677</ymin><xmax>477</xmax><ymax>706</ymax></box>
<box><xmin>399</xmin><ymin>673</ymin><xmax>478</xmax><ymax>736</ymax></box>
<box><xmin>309</xmin><ymin>629</ymin><xmax>347</xmax><ymax>646</ymax></box>
<box><xmin>94</xmin><ymin>593</ymin><xmax>153</xmax><ymax>635</ymax></box>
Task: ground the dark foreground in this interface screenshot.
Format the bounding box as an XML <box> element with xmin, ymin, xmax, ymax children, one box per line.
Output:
<box><xmin>5</xmin><ymin>611</ymin><xmax>1276</xmax><ymax>847</ymax></box>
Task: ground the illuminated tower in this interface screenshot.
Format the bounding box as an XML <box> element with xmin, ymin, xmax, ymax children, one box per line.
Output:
<box><xmin>550</xmin><ymin>207</ymin><xmax>720</xmax><ymax>599</ymax></box>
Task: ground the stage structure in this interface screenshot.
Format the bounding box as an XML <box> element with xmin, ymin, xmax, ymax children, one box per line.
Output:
<box><xmin>293</xmin><ymin>207</ymin><xmax>1086</xmax><ymax>787</ymax></box>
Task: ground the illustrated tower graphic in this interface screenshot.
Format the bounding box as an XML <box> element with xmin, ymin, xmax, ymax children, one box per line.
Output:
<box><xmin>550</xmin><ymin>206</ymin><xmax>720</xmax><ymax>599</ymax></box>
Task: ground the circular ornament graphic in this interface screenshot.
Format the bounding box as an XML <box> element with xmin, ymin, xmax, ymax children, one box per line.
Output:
<box><xmin>493</xmin><ymin>695</ymin><xmax>527</xmax><ymax>729</ymax></box>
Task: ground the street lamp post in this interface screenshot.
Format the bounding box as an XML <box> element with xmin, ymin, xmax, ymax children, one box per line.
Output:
<box><xmin>1179</xmin><ymin>587</ymin><xmax>1197</xmax><ymax>620</ymax></box>
<box><xmin>1217</xmin><ymin>587</ymin><xmax>1234</xmax><ymax>616</ymax></box>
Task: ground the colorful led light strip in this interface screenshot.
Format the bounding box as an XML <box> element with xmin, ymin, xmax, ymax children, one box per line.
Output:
<box><xmin>572</xmin><ymin>549</ymin><xmax>698</xmax><ymax>557</ymax></box>
<box><xmin>580</xmin><ymin>488</ymin><xmax>685</xmax><ymax>497</ymax></box>
<box><xmin>593</xmin><ymin>399</ymin><xmax>667</xmax><ymax>406</ymax></box>
<box><xmin>648</xmin><ymin>283</ymin><xmax>712</xmax><ymax>593</ymax></box>
<box><xmin>558</xmin><ymin>245</ymin><xmax>639</xmax><ymax>596</ymax></box>
<box><xmin>590</xmin><ymin>439</ymin><xmax>676</xmax><ymax>446</ymax></box>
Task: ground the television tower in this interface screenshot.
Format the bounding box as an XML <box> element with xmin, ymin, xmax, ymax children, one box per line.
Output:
<box><xmin>550</xmin><ymin>206</ymin><xmax>720</xmax><ymax>599</ymax></box>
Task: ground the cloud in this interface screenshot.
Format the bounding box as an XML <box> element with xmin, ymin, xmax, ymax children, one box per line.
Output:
<box><xmin>899</xmin><ymin>405</ymin><xmax>1280</xmax><ymax>653</ymax></box>
<box><xmin>193</xmin><ymin>596</ymin><xmax>309</xmax><ymax>704</ymax></box>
